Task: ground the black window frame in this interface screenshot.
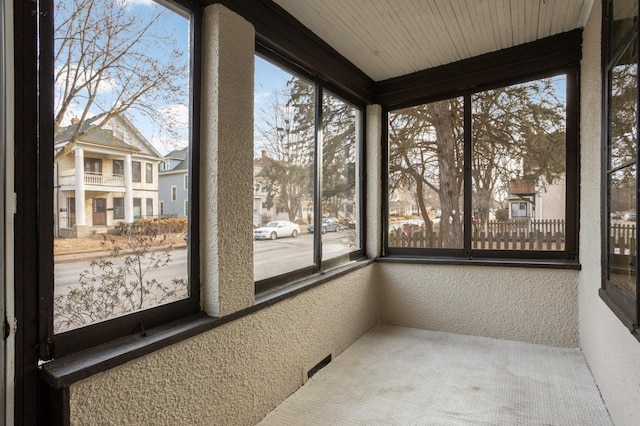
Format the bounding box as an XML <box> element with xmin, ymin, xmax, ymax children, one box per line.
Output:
<box><xmin>380</xmin><ymin>44</ymin><xmax>580</xmax><ymax>265</ymax></box>
<box><xmin>600</xmin><ymin>0</ymin><xmax>640</xmax><ymax>338</ymax></box>
<box><xmin>253</xmin><ymin>49</ymin><xmax>367</xmax><ymax>294</ymax></box>
<box><xmin>38</xmin><ymin>0</ymin><xmax>202</xmax><ymax>359</ymax></box>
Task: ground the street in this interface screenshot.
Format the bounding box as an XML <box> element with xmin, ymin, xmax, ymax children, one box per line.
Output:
<box><xmin>54</xmin><ymin>229</ymin><xmax>356</xmax><ymax>292</ymax></box>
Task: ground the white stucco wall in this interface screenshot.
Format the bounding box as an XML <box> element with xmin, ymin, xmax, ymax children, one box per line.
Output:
<box><xmin>579</xmin><ymin>2</ymin><xmax>640</xmax><ymax>425</ymax></box>
<box><xmin>69</xmin><ymin>266</ymin><xmax>380</xmax><ymax>425</ymax></box>
<box><xmin>379</xmin><ymin>263</ymin><xmax>579</xmax><ymax>347</ymax></box>
<box><xmin>200</xmin><ymin>4</ymin><xmax>255</xmax><ymax>317</ymax></box>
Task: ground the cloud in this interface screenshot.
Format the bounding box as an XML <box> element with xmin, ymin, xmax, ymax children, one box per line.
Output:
<box><xmin>55</xmin><ymin>65</ymin><xmax>118</xmax><ymax>96</ymax></box>
<box><xmin>158</xmin><ymin>104</ymin><xmax>189</xmax><ymax>129</ymax></box>
<box><xmin>117</xmin><ymin>0</ymin><xmax>157</xmax><ymax>8</ymax></box>
<box><xmin>254</xmin><ymin>91</ymin><xmax>271</xmax><ymax>106</ymax></box>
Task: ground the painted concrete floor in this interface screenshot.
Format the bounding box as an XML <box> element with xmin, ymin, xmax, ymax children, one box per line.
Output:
<box><xmin>259</xmin><ymin>325</ymin><xmax>612</xmax><ymax>425</ymax></box>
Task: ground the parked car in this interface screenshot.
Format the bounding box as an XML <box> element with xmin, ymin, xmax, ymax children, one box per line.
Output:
<box><xmin>254</xmin><ymin>221</ymin><xmax>300</xmax><ymax>240</ymax></box>
<box><xmin>308</xmin><ymin>217</ymin><xmax>340</xmax><ymax>234</ymax></box>
<box><xmin>623</xmin><ymin>212</ymin><xmax>636</xmax><ymax>222</ymax></box>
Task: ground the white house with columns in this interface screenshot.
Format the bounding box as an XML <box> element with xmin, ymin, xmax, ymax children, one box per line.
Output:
<box><xmin>53</xmin><ymin>113</ymin><xmax>163</xmax><ymax>237</ymax></box>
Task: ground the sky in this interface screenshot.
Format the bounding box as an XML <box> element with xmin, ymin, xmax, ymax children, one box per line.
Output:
<box><xmin>55</xmin><ymin>0</ymin><xmax>190</xmax><ymax>155</ymax></box>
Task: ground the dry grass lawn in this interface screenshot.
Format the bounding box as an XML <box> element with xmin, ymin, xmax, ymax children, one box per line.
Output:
<box><xmin>54</xmin><ymin>233</ymin><xmax>187</xmax><ymax>255</ymax></box>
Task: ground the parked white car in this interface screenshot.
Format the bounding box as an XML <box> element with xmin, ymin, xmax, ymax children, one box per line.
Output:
<box><xmin>254</xmin><ymin>221</ymin><xmax>300</xmax><ymax>240</ymax></box>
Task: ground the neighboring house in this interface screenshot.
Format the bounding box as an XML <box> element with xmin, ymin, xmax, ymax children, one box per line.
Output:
<box><xmin>54</xmin><ymin>113</ymin><xmax>163</xmax><ymax>237</ymax></box>
<box><xmin>158</xmin><ymin>147</ymin><xmax>189</xmax><ymax>218</ymax></box>
<box><xmin>507</xmin><ymin>175</ymin><xmax>566</xmax><ymax>221</ymax></box>
<box><xmin>253</xmin><ymin>150</ymin><xmax>305</xmax><ymax>226</ymax></box>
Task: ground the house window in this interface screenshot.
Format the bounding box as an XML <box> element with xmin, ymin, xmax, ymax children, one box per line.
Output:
<box><xmin>133</xmin><ymin>198</ymin><xmax>142</xmax><ymax>219</ymax></box>
<box><xmin>601</xmin><ymin>0</ymin><xmax>640</xmax><ymax>335</ymax></box>
<box><xmin>132</xmin><ymin>161</ymin><xmax>141</xmax><ymax>182</ymax></box>
<box><xmin>113</xmin><ymin>197</ymin><xmax>124</xmax><ymax>220</ymax></box>
<box><xmin>184</xmin><ymin>173</ymin><xmax>188</xmax><ymax>190</ymax></box>
<box><xmin>146</xmin><ymin>163</ymin><xmax>153</xmax><ymax>183</ymax></box>
<box><xmin>113</xmin><ymin>159</ymin><xmax>124</xmax><ymax>176</ymax></box>
<box><xmin>159</xmin><ymin>200</ymin><xmax>164</xmax><ymax>217</ymax></box>
<box><xmin>253</xmin><ymin>54</ymin><xmax>364</xmax><ymax>289</ymax></box>
<box><xmin>47</xmin><ymin>0</ymin><xmax>198</xmax><ymax>358</ymax></box>
<box><xmin>386</xmin><ymin>72</ymin><xmax>576</xmax><ymax>259</ymax></box>
<box><xmin>84</xmin><ymin>157</ymin><xmax>102</xmax><ymax>174</ymax></box>
<box><xmin>171</xmin><ymin>185</ymin><xmax>177</xmax><ymax>202</ymax></box>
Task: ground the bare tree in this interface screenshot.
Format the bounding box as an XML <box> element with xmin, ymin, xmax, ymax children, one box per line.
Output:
<box><xmin>54</xmin><ymin>0</ymin><xmax>187</xmax><ymax>140</ymax></box>
<box><xmin>256</xmin><ymin>79</ymin><xmax>315</xmax><ymax>222</ymax></box>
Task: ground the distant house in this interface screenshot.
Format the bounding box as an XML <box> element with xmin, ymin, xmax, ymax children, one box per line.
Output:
<box><xmin>253</xmin><ymin>150</ymin><xmax>312</xmax><ymax>226</ymax></box>
<box><xmin>507</xmin><ymin>176</ymin><xmax>566</xmax><ymax>221</ymax></box>
<box><xmin>54</xmin><ymin>113</ymin><xmax>163</xmax><ymax>237</ymax></box>
<box><xmin>158</xmin><ymin>147</ymin><xmax>189</xmax><ymax>218</ymax></box>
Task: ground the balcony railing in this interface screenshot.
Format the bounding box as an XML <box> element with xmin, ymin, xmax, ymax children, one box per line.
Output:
<box><xmin>59</xmin><ymin>173</ymin><xmax>125</xmax><ymax>187</ymax></box>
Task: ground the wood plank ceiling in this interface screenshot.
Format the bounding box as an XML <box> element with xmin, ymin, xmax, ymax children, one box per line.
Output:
<box><xmin>273</xmin><ymin>0</ymin><xmax>595</xmax><ymax>82</ymax></box>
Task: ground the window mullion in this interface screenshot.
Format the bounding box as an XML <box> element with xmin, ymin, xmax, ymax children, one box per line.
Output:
<box><xmin>463</xmin><ymin>93</ymin><xmax>472</xmax><ymax>256</ymax></box>
<box><xmin>314</xmin><ymin>84</ymin><xmax>324</xmax><ymax>268</ymax></box>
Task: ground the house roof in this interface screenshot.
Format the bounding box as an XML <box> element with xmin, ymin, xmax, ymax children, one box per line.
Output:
<box><xmin>55</xmin><ymin>114</ymin><xmax>140</xmax><ymax>153</ymax></box>
<box><xmin>274</xmin><ymin>0</ymin><xmax>594</xmax><ymax>81</ymax></box>
<box><xmin>161</xmin><ymin>147</ymin><xmax>189</xmax><ymax>172</ymax></box>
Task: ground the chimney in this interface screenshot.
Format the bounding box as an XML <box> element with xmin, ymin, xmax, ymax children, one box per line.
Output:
<box><xmin>71</xmin><ymin>117</ymin><xmax>80</xmax><ymax>125</ymax></box>
<box><xmin>261</xmin><ymin>150</ymin><xmax>267</xmax><ymax>159</ymax></box>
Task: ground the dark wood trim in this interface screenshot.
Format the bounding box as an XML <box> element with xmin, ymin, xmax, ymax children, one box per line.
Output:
<box><xmin>40</xmin><ymin>259</ymin><xmax>373</xmax><ymax>388</ymax></box>
<box><xmin>14</xmin><ymin>0</ymin><xmax>46</xmax><ymax>423</ymax></box>
<box><xmin>376</xmin><ymin>29</ymin><xmax>583</xmax><ymax>108</ymax></box>
<box><xmin>209</xmin><ymin>0</ymin><xmax>375</xmax><ymax>105</ymax></box>
<box><xmin>377</xmin><ymin>256</ymin><xmax>581</xmax><ymax>270</ymax></box>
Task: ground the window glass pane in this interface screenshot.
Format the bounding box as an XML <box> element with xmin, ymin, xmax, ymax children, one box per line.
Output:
<box><xmin>132</xmin><ymin>161</ymin><xmax>142</xmax><ymax>182</ymax></box>
<box><xmin>612</xmin><ymin>0</ymin><xmax>638</xmax><ymax>57</ymax></box>
<box><xmin>610</xmin><ymin>42</ymin><xmax>638</xmax><ymax>169</ymax></box>
<box><xmin>254</xmin><ymin>56</ymin><xmax>315</xmax><ymax>280</ymax></box>
<box><xmin>471</xmin><ymin>76</ymin><xmax>567</xmax><ymax>251</ymax></box>
<box><xmin>388</xmin><ymin>98</ymin><xmax>464</xmax><ymax>249</ymax></box>
<box><xmin>321</xmin><ymin>92</ymin><xmax>360</xmax><ymax>262</ymax></box>
<box><xmin>146</xmin><ymin>163</ymin><xmax>153</xmax><ymax>183</ymax></box>
<box><xmin>53</xmin><ymin>0</ymin><xmax>190</xmax><ymax>333</ymax></box>
<box><xmin>608</xmin><ymin>166</ymin><xmax>637</xmax><ymax>297</ymax></box>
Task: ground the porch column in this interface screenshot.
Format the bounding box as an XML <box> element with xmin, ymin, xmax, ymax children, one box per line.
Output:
<box><xmin>201</xmin><ymin>4</ymin><xmax>254</xmax><ymax>316</ymax></box>
<box><xmin>124</xmin><ymin>154</ymin><xmax>134</xmax><ymax>222</ymax></box>
<box><xmin>74</xmin><ymin>147</ymin><xmax>86</xmax><ymax>226</ymax></box>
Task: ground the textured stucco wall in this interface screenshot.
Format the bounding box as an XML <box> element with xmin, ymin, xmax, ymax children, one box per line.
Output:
<box><xmin>69</xmin><ymin>266</ymin><xmax>380</xmax><ymax>425</ymax></box>
<box><xmin>200</xmin><ymin>5</ymin><xmax>254</xmax><ymax>316</ymax></box>
<box><xmin>579</xmin><ymin>2</ymin><xmax>640</xmax><ymax>425</ymax></box>
<box><xmin>380</xmin><ymin>263</ymin><xmax>579</xmax><ymax>347</ymax></box>
<box><xmin>366</xmin><ymin>105</ymin><xmax>382</xmax><ymax>258</ymax></box>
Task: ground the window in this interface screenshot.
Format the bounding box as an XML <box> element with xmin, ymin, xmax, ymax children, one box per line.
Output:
<box><xmin>386</xmin><ymin>72</ymin><xmax>576</xmax><ymax>260</ymax></box>
<box><xmin>253</xmin><ymin>54</ymin><xmax>364</xmax><ymax>289</ymax></box>
<box><xmin>184</xmin><ymin>173</ymin><xmax>188</xmax><ymax>190</ymax></box>
<box><xmin>113</xmin><ymin>159</ymin><xmax>124</xmax><ymax>176</ymax></box>
<box><xmin>133</xmin><ymin>198</ymin><xmax>142</xmax><ymax>219</ymax></box>
<box><xmin>171</xmin><ymin>185</ymin><xmax>177</xmax><ymax>202</ymax></box>
<box><xmin>159</xmin><ymin>200</ymin><xmax>164</xmax><ymax>216</ymax></box>
<box><xmin>84</xmin><ymin>157</ymin><xmax>102</xmax><ymax>174</ymax></box>
<box><xmin>113</xmin><ymin>197</ymin><xmax>124</xmax><ymax>220</ymax></box>
<box><xmin>146</xmin><ymin>163</ymin><xmax>153</xmax><ymax>183</ymax></box>
<box><xmin>602</xmin><ymin>0</ymin><xmax>640</xmax><ymax>334</ymax></box>
<box><xmin>132</xmin><ymin>161</ymin><xmax>141</xmax><ymax>182</ymax></box>
<box><xmin>48</xmin><ymin>0</ymin><xmax>198</xmax><ymax>357</ymax></box>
